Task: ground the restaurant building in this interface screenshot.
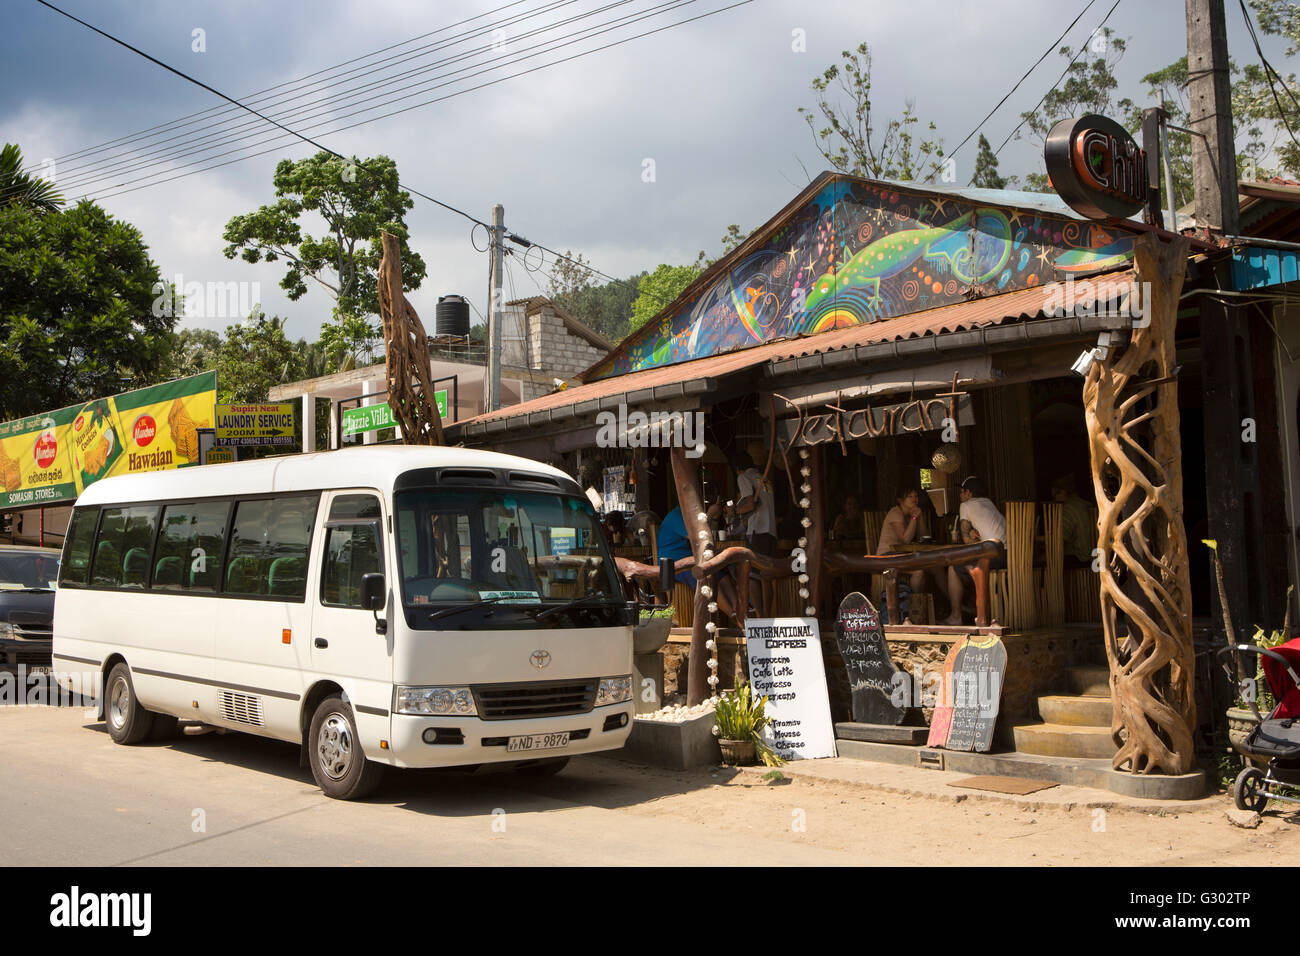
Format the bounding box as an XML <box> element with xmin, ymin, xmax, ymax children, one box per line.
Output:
<box><xmin>429</xmin><ymin>170</ymin><xmax>1299</xmax><ymax>791</ymax></box>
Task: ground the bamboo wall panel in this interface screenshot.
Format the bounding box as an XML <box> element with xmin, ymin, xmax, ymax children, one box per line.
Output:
<box><xmin>1042</xmin><ymin>502</ymin><xmax>1065</xmax><ymax>626</ymax></box>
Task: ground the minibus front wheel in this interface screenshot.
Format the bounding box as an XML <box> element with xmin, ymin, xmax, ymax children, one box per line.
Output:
<box><xmin>307</xmin><ymin>696</ymin><xmax>385</xmax><ymax>800</ymax></box>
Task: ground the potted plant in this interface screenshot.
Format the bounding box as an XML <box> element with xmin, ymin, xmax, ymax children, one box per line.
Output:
<box><xmin>713</xmin><ymin>681</ymin><xmax>785</xmax><ymax>767</ymax></box>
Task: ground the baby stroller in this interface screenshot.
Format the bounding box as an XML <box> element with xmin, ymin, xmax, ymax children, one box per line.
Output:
<box><xmin>1218</xmin><ymin>637</ymin><xmax>1300</xmax><ymax>812</ymax></box>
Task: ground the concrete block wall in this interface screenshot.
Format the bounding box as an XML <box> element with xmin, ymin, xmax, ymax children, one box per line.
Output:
<box><xmin>528</xmin><ymin>305</ymin><xmax>606</xmax><ymax>379</ymax></box>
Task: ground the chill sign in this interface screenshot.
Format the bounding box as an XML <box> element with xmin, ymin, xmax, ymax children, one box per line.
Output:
<box><xmin>1045</xmin><ymin>113</ymin><xmax>1147</xmax><ymax>220</ymax></box>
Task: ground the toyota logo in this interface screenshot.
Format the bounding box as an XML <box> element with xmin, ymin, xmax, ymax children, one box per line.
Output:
<box><xmin>530</xmin><ymin>649</ymin><xmax>552</xmax><ymax>669</ymax></box>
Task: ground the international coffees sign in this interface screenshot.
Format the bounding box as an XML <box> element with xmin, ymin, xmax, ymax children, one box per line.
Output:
<box><xmin>744</xmin><ymin>617</ymin><xmax>836</xmax><ymax>760</ymax></box>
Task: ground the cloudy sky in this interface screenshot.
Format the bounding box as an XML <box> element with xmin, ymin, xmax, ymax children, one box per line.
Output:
<box><xmin>3</xmin><ymin>0</ymin><xmax>1294</xmax><ymax>343</ymax></box>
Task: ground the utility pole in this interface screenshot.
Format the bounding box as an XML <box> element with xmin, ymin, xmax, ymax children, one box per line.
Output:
<box><xmin>486</xmin><ymin>203</ymin><xmax>505</xmax><ymax>412</ymax></box>
<box><xmin>1187</xmin><ymin>0</ymin><xmax>1271</xmax><ymax>644</ymax></box>
<box><xmin>1186</xmin><ymin>0</ymin><xmax>1241</xmax><ymax>235</ymax></box>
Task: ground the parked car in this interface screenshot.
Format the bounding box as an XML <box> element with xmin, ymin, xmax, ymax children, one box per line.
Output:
<box><xmin>0</xmin><ymin>545</ymin><xmax>59</xmax><ymax>670</ymax></box>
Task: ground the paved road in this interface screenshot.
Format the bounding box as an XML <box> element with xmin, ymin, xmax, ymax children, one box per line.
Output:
<box><xmin>0</xmin><ymin>705</ymin><xmax>852</xmax><ymax>866</ymax></box>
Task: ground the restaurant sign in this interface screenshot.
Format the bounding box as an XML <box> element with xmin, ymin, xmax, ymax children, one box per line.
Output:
<box><xmin>1045</xmin><ymin>113</ymin><xmax>1147</xmax><ymax>221</ymax></box>
<box><xmin>778</xmin><ymin>388</ymin><xmax>973</xmax><ymax>450</ymax></box>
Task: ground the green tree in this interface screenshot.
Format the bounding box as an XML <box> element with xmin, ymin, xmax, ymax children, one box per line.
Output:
<box><xmin>214</xmin><ymin>311</ymin><xmax>303</xmax><ymax>404</ymax></box>
<box><xmin>166</xmin><ymin>327</ymin><xmax>223</xmax><ymax>379</ymax></box>
<box><xmin>799</xmin><ymin>42</ymin><xmax>946</xmax><ymax>180</ymax></box>
<box><xmin>1235</xmin><ymin>0</ymin><xmax>1300</xmax><ymax>177</ymax></box>
<box><xmin>221</xmin><ymin>151</ymin><xmax>424</xmax><ymax>358</ymax></box>
<box><xmin>630</xmin><ymin>263</ymin><xmax>701</xmax><ymax>333</ymax></box>
<box><xmin>0</xmin><ymin>200</ymin><xmax>173</xmax><ymax>419</ymax></box>
<box><xmin>318</xmin><ymin>313</ymin><xmax>380</xmax><ymax>374</ymax></box>
<box><xmin>971</xmin><ymin>134</ymin><xmax>1009</xmax><ymax>189</ymax></box>
<box><xmin>546</xmin><ymin>249</ymin><xmax>646</xmax><ymax>342</ymax></box>
<box><xmin>0</xmin><ymin>143</ymin><xmax>62</xmax><ymax>213</ymax></box>
<box><xmin>1017</xmin><ymin>29</ymin><xmax>1133</xmax><ymax>192</ymax></box>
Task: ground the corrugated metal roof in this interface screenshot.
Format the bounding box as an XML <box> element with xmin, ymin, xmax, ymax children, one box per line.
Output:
<box><xmin>453</xmin><ymin>270</ymin><xmax>1133</xmax><ymax>434</ymax></box>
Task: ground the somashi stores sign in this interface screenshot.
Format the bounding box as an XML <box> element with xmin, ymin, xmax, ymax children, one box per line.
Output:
<box><xmin>0</xmin><ymin>371</ymin><xmax>217</xmax><ymax>510</ymax></box>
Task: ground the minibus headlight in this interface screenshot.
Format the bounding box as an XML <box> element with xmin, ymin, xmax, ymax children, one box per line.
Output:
<box><xmin>395</xmin><ymin>686</ymin><xmax>477</xmax><ymax>716</ymax></box>
<box><xmin>595</xmin><ymin>675</ymin><xmax>632</xmax><ymax>707</ymax></box>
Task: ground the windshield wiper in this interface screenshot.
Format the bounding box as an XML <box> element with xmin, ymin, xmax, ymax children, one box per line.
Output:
<box><xmin>426</xmin><ymin>596</ymin><xmax>520</xmax><ymax>623</ymax></box>
<box><xmin>534</xmin><ymin>594</ymin><xmax>617</xmax><ymax>621</ymax></box>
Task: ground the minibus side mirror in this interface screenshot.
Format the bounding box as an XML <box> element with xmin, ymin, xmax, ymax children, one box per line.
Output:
<box><xmin>361</xmin><ymin>573</ymin><xmax>388</xmax><ymax>635</ymax></box>
<box><xmin>361</xmin><ymin>573</ymin><xmax>386</xmax><ymax>611</ymax></box>
<box><xmin>658</xmin><ymin>557</ymin><xmax>675</xmax><ymax>594</ymax></box>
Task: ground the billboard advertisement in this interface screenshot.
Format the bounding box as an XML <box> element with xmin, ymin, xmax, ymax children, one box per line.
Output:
<box><xmin>0</xmin><ymin>371</ymin><xmax>217</xmax><ymax>510</ymax></box>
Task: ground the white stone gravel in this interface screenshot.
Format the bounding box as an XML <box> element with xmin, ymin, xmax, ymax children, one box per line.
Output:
<box><xmin>636</xmin><ymin>699</ymin><xmax>718</xmax><ymax>722</ymax></box>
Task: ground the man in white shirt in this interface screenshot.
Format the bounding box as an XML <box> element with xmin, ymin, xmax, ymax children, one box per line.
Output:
<box><xmin>941</xmin><ymin>475</ymin><xmax>1006</xmax><ymax>625</ymax></box>
<box><xmin>734</xmin><ymin>453</ymin><xmax>776</xmax><ymax>555</ymax></box>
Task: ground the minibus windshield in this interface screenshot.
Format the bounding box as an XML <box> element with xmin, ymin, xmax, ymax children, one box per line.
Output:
<box><xmin>394</xmin><ymin>488</ymin><xmax>624</xmax><ymax>626</ymax></box>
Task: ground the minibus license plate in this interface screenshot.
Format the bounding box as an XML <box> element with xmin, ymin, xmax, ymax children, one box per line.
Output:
<box><xmin>507</xmin><ymin>732</ymin><xmax>570</xmax><ymax>752</ymax></box>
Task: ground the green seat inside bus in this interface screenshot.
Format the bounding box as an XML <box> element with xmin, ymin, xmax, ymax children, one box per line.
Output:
<box><xmin>225</xmin><ymin>555</ymin><xmax>264</xmax><ymax>595</ymax></box>
<box><xmin>267</xmin><ymin>556</ymin><xmax>306</xmax><ymax>597</ymax></box>
<box><xmin>153</xmin><ymin>555</ymin><xmax>183</xmax><ymax>587</ymax></box>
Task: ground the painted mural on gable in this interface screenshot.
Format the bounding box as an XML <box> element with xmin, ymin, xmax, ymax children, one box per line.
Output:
<box><xmin>588</xmin><ymin>177</ymin><xmax>1136</xmax><ymax>381</ymax></box>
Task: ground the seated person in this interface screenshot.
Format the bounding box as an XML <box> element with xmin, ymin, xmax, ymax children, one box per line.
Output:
<box><xmin>942</xmin><ymin>475</ymin><xmax>1007</xmax><ymax>625</ymax></box>
<box><xmin>658</xmin><ymin>505</ymin><xmax>741</xmax><ymax>622</ymax></box>
<box><xmin>832</xmin><ymin>494</ymin><xmax>865</xmax><ymax>540</ymax></box>
<box><xmin>1051</xmin><ymin>474</ymin><xmax>1093</xmax><ymax>568</ymax></box>
<box><xmin>877</xmin><ymin>486</ymin><xmax>952</xmax><ymax>624</ymax></box>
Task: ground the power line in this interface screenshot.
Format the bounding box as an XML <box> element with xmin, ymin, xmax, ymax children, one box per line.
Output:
<box><xmin>935</xmin><ymin>0</ymin><xmax>1098</xmax><ymax>182</ymax></box>
<box><xmin>48</xmin><ymin>0</ymin><xmax>639</xmax><ymax>193</ymax></box>
<box><xmin>1238</xmin><ymin>0</ymin><xmax>1300</xmax><ymax>160</ymax></box>
<box><xmin>26</xmin><ymin>0</ymin><xmax>552</xmax><ymax>176</ymax></box>
<box><xmin>30</xmin><ymin>0</ymin><xmax>745</xmax><ymax>316</ymax></box>
<box><xmin>992</xmin><ymin>0</ymin><xmax>1124</xmax><ymax>158</ymax></box>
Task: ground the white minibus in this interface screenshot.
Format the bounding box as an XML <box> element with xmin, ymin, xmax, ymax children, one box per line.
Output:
<box><xmin>53</xmin><ymin>446</ymin><xmax>635</xmax><ymax>798</ymax></box>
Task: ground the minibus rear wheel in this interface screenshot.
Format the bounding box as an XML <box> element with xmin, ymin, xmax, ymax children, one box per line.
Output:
<box><xmin>105</xmin><ymin>663</ymin><xmax>155</xmax><ymax>745</ymax></box>
<box><xmin>308</xmin><ymin>696</ymin><xmax>385</xmax><ymax>800</ymax></box>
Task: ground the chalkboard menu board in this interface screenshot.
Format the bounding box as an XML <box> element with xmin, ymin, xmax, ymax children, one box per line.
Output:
<box><xmin>927</xmin><ymin>635</ymin><xmax>1006</xmax><ymax>753</ymax></box>
<box><xmin>834</xmin><ymin>591</ymin><xmax>908</xmax><ymax>725</ymax></box>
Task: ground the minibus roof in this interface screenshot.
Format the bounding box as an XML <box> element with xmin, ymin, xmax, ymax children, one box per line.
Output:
<box><xmin>75</xmin><ymin>445</ymin><xmax>577</xmax><ymax>507</ymax></box>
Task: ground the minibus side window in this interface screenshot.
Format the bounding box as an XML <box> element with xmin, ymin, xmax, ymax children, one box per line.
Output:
<box><xmin>60</xmin><ymin>506</ymin><xmax>99</xmax><ymax>587</ymax></box>
<box><xmin>223</xmin><ymin>495</ymin><xmax>319</xmax><ymax>599</ymax></box>
<box><xmin>321</xmin><ymin>522</ymin><xmax>382</xmax><ymax>608</ymax></box>
<box><xmin>91</xmin><ymin>506</ymin><xmax>158</xmax><ymax>589</ymax></box>
<box><xmin>155</xmin><ymin>500</ymin><xmax>230</xmax><ymax>591</ymax></box>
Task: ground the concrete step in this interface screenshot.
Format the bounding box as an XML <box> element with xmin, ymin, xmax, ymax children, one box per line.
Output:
<box><xmin>1038</xmin><ymin>695</ymin><xmax>1112</xmax><ymax>727</ymax></box>
<box><xmin>1068</xmin><ymin>666</ymin><xmax>1112</xmax><ymax>697</ymax></box>
<box><xmin>1014</xmin><ymin>722</ymin><xmax>1116</xmax><ymax>759</ymax></box>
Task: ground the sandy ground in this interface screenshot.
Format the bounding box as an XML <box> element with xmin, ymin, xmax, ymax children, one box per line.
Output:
<box><xmin>0</xmin><ymin>703</ymin><xmax>1294</xmax><ymax>867</ymax></box>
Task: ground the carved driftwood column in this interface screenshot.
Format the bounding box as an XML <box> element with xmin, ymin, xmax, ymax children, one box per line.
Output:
<box><xmin>670</xmin><ymin>446</ymin><xmax>713</xmax><ymax>705</ymax></box>
<box><xmin>378</xmin><ymin>231</ymin><xmax>444</xmax><ymax>446</ymax></box>
<box><xmin>1083</xmin><ymin>232</ymin><xmax>1196</xmax><ymax>775</ymax></box>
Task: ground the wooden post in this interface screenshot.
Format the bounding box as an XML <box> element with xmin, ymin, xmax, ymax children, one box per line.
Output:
<box><xmin>378</xmin><ymin>231</ymin><xmax>444</xmax><ymax>446</ymax></box>
<box><xmin>670</xmin><ymin>445</ymin><xmax>712</xmax><ymax>705</ymax></box>
<box><xmin>1083</xmin><ymin>232</ymin><xmax>1197</xmax><ymax>775</ymax></box>
<box><xmin>971</xmin><ymin>557</ymin><xmax>991</xmax><ymax>628</ymax></box>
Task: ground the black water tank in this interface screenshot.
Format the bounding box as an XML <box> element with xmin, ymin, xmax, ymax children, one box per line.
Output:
<box><xmin>436</xmin><ymin>294</ymin><xmax>470</xmax><ymax>337</ymax></box>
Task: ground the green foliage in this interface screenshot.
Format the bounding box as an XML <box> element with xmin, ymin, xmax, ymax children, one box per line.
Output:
<box><xmin>317</xmin><ymin>314</ymin><xmax>379</xmax><ymax>374</ymax></box>
<box><xmin>214</xmin><ymin>311</ymin><xmax>303</xmax><ymax>404</ymax></box>
<box><xmin>630</xmin><ymin>263</ymin><xmax>701</xmax><ymax>334</ymax></box>
<box><xmin>547</xmin><ymin>249</ymin><xmax>643</xmax><ymax>343</ymax></box>
<box><xmin>799</xmin><ymin>42</ymin><xmax>946</xmax><ymax>181</ymax></box>
<box><xmin>971</xmin><ymin>134</ymin><xmax>1009</xmax><ymax>189</ymax></box>
<box><xmin>222</xmin><ymin>151</ymin><xmax>424</xmax><ymax>324</ymax></box>
<box><xmin>166</xmin><ymin>327</ymin><xmax>222</xmax><ymax>380</ymax></box>
<box><xmin>714</xmin><ymin>681</ymin><xmax>785</xmax><ymax>766</ymax></box>
<box><xmin>0</xmin><ymin>143</ymin><xmax>62</xmax><ymax>213</ymax></box>
<box><xmin>0</xmin><ymin>200</ymin><xmax>174</xmax><ymax>419</ymax></box>
<box><xmin>1234</xmin><ymin>0</ymin><xmax>1300</xmax><ymax>177</ymax></box>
